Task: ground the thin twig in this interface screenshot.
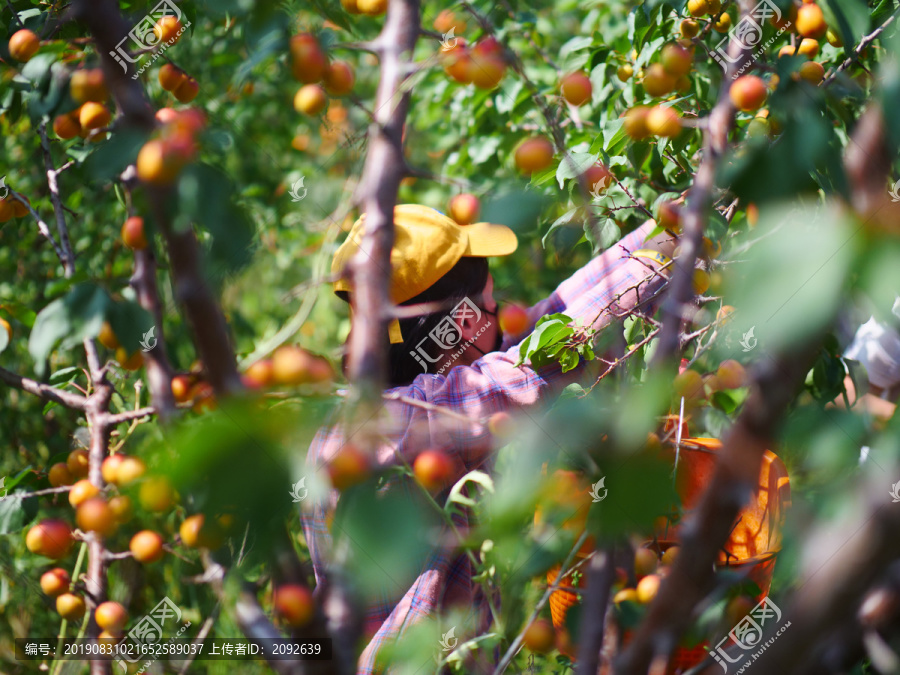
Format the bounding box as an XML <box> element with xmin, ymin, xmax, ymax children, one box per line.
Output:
<box><xmin>38</xmin><ymin>121</ymin><xmax>76</xmax><ymax>277</ymax></box>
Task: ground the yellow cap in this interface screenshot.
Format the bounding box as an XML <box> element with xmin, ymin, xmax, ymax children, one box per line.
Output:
<box><xmin>332</xmin><ymin>204</ymin><xmax>518</xmax><ymax>343</ymax></box>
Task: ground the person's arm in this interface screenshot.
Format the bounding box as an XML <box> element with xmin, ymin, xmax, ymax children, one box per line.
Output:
<box><xmin>831</xmin><ymin>374</ymin><xmax>897</xmax><ymax>421</ymax></box>
<box><xmin>381</xmin><ymin>223</ymin><xmax>673</xmax><ymax>470</ymax></box>
<box><xmin>503</xmin><ymin>220</ymin><xmax>677</xmax><ymax>347</ymax></box>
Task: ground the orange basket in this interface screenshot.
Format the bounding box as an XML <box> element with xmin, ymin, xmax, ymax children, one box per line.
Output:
<box><xmin>540</xmin><ymin>438</ymin><xmax>791</xmax><ymax>672</ymax></box>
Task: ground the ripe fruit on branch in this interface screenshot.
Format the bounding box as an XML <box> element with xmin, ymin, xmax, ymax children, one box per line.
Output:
<box><xmin>274</xmin><ymin>585</ymin><xmax>315</xmax><ymax>626</ymax></box>
<box><xmin>661</xmin><ymin>545</ymin><xmax>679</xmax><ymax>566</ymax></box>
<box><xmin>116</xmin><ymin>347</ymin><xmax>143</xmax><ymax>371</ymax></box>
<box><xmin>660</xmin><ymin>43</ymin><xmax>693</xmax><ymax>77</ymax></box>
<box><xmin>467</xmin><ymin>51</ymin><xmax>506</xmax><ymax>89</ymax></box>
<box><xmin>729</xmin><ymin>75</ymin><xmax>767</xmax><ymax>112</ymax></box>
<box><xmin>560</xmin><ymin>72</ymin><xmax>592</xmax><ymax>106</ymax></box>
<box><xmin>584</xmin><ymin>163</ymin><xmax>613</xmax><ymax>195</ymax></box>
<box><xmin>8</xmin><ymin>29</ymin><xmax>40</xmax><ymax>62</ymax></box>
<box><xmin>434</xmin><ymin>9</ymin><xmax>466</xmax><ymax>35</ymax></box>
<box><xmin>357</xmin><ymin>0</ymin><xmax>387</xmax><ymax>16</ymax></box>
<box><xmin>657</xmin><ymin>201</ymin><xmax>682</xmax><ymax>231</ymax></box>
<box><xmin>173</xmin><ymin>76</ymin><xmax>199</xmax><ymax>103</ymax></box>
<box><xmin>79</xmin><ymin>102</ymin><xmax>111</xmax><ymax>130</ymax></box>
<box><xmin>70</xmin><ymin>69</ymin><xmax>107</xmax><ymax>103</ymax></box>
<box><xmin>448</xmin><ymin>193</ymin><xmax>480</xmax><ymax>225</ymax></box>
<box><xmin>130</xmin><ymin>530</ymin><xmax>165</xmax><ymax>563</ymax></box>
<box><xmin>624</xmin><ymin>106</ymin><xmax>651</xmax><ymax>140</ymax></box>
<box><xmin>158</xmin><ymin>64</ymin><xmax>186</xmax><ymax>92</ymax></box>
<box><xmin>680</xmin><ymin>19</ymin><xmax>700</xmax><ymax>37</ymax></box>
<box><xmin>76</xmin><ymin>497</ymin><xmax>117</xmax><ymax>537</ymax></box>
<box><xmin>290</xmin><ymin>34</ymin><xmax>327</xmax><ymax>83</ymax></box>
<box><xmin>642</xmin><ymin>63</ymin><xmax>676</xmax><ymax>97</ymax></box>
<box><xmin>634</xmin><ymin>548</ymin><xmax>658</xmax><ymax>578</ymax></box>
<box><xmin>323</xmin><ymin>60</ymin><xmax>355</xmax><ymax>95</ymax></box>
<box><xmin>101</xmin><ymin>454</ymin><xmax>124</xmax><ymax>484</ymax></box>
<box><xmin>514</xmin><ymin>136</ymin><xmax>554</xmax><ymax>174</ymax></box>
<box><xmin>97</xmin><ymin>322</ymin><xmax>120</xmax><ymax>351</ymax></box>
<box><xmin>522</xmin><ymin>619</ymin><xmax>555</xmax><ymax>653</ymax></box>
<box><xmin>154</xmin><ymin>16</ymin><xmax>182</xmax><ymax>44</ymax></box>
<box><xmin>796</xmin><ymin>3</ymin><xmax>827</xmax><ymax>38</ymax></box>
<box><xmin>674</xmin><ymin>369</ymin><xmax>704</xmax><ymax>400</ymax></box>
<box><xmin>272</xmin><ymin>345</ymin><xmax>317</xmax><ymax>385</ymax></box>
<box><xmin>69</xmin><ymin>479</ymin><xmax>100</xmax><ymax>507</ymax></box>
<box><xmin>115</xmin><ymin>456</ymin><xmax>146</xmax><ymax>486</ymax></box>
<box><xmin>717</xmin><ymin>359</ymin><xmax>746</xmax><ymax>389</ymax></box>
<box><xmin>645</xmin><ymin>105</ymin><xmax>681</xmax><ymax>137</ymax></box>
<box><xmin>139</xmin><ymin>476</ymin><xmax>175</xmax><ymax>512</ymax></box>
<box><xmin>693</xmin><ymin>269</ymin><xmax>710</xmax><ymax>294</ymax></box>
<box><xmin>171</xmin><ymin>374</ymin><xmax>195</xmax><ymax>401</ymax></box>
<box><xmin>56</xmin><ymin>593</ymin><xmax>86</xmax><ymax>621</ymax></box>
<box><xmin>136</xmin><ymin>137</ymin><xmax>190</xmax><ymax>184</ymax></box>
<box><xmin>797</xmin><ymin>38</ymin><xmax>820</xmax><ymax>59</ymax></box>
<box><xmin>498</xmin><ymin>304</ymin><xmax>528</xmax><ymax>336</ymax></box>
<box><xmin>798</xmin><ymin>61</ymin><xmax>825</xmax><ymax>84</ymax></box>
<box><xmin>121</xmin><ymin>216</ymin><xmax>148</xmax><ymax>250</ymax></box>
<box><xmin>686</xmin><ymin>0</ymin><xmax>708</xmax><ymax>16</ymax></box>
<box><xmin>108</xmin><ymin>495</ymin><xmax>134</xmax><ymax>523</ymax></box>
<box><xmin>714</xmin><ymin>13</ymin><xmax>732</xmax><ymax>32</ymax></box>
<box><xmin>826</xmin><ymin>29</ymin><xmax>843</xmax><ymax>47</ymax></box>
<box><xmin>95</xmin><ymin>602</ymin><xmax>128</xmax><ymax>633</ymax></box>
<box><xmin>614</xmin><ymin>588</ymin><xmax>640</xmax><ymax>604</ymax></box>
<box><xmin>40</xmin><ymin>568</ymin><xmax>71</xmax><ymax>597</ymax></box>
<box><xmin>327</xmin><ymin>444</ymin><xmax>370</xmax><ymax>491</ymax></box>
<box><xmin>179</xmin><ymin>514</ymin><xmax>224</xmax><ymax>549</ymax></box>
<box><xmin>636</xmin><ymin>573</ymin><xmax>661</xmax><ymax>603</ymax></box>
<box><xmin>413</xmin><ymin>449</ymin><xmax>454</xmax><ymax>492</ymax></box>
<box><xmin>48</xmin><ymin>462</ymin><xmax>73</xmax><ymax>487</ymax></box>
<box><xmin>616</xmin><ymin>64</ymin><xmax>633</xmax><ymax>82</ymax></box>
<box><xmin>67</xmin><ymin>449</ymin><xmax>89</xmax><ymax>478</ymax></box>
<box><xmin>440</xmin><ymin>40</ymin><xmax>471</xmax><ymax>84</ymax></box>
<box><xmin>53</xmin><ymin>113</ymin><xmax>82</xmax><ymax>140</ymax></box>
<box><xmin>242</xmin><ymin>359</ymin><xmax>274</xmax><ymax>389</ymax></box>
<box><xmin>294</xmin><ymin>84</ymin><xmax>327</xmax><ymax>115</ymax></box>
<box><xmin>26</xmin><ymin>519</ymin><xmax>73</xmax><ymax>559</ymax></box>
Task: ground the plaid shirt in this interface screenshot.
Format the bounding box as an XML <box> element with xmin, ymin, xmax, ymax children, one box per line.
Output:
<box><xmin>302</xmin><ymin>221</ymin><xmax>669</xmax><ymax>674</ymax></box>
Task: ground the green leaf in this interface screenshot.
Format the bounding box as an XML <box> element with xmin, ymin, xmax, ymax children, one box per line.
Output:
<box><xmin>446</xmin><ymin>470</ymin><xmax>494</xmax><ymax>510</ymax></box>
<box><xmin>106</xmin><ymin>300</ymin><xmax>154</xmax><ymax>354</ymax></box>
<box><xmin>0</xmin><ymin>489</ymin><xmax>38</xmax><ymax>534</ymax></box>
<box><xmin>516</xmin><ymin>314</ymin><xmax>575</xmax><ymax>367</ymax></box>
<box><xmin>559</xmin><ymin>36</ymin><xmax>594</xmax><ymax>61</ymax></box>
<box><xmin>85</xmin><ymin>129</ymin><xmax>150</xmax><ymax>181</ymax></box>
<box><xmin>556</xmin><ymin>151</ymin><xmax>599</xmax><ymax>190</ymax></box>
<box><xmin>28</xmin><ymin>284</ymin><xmax>110</xmax><ymax>375</ymax></box>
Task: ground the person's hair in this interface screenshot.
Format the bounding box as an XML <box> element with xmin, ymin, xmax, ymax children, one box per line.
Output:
<box><xmin>338</xmin><ymin>256</ymin><xmax>490</xmax><ymax>388</ymax></box>
<box><xmin>388</xmin><ymin>256</ymin><xmax>489</xmax><ymax>387</ymax></box>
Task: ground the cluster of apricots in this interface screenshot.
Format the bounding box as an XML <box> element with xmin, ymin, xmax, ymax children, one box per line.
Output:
<box><xmin>31</xmin><ymin>445</ymin><xmax>235</xmax><ymax>628</ymax></box>
<box><xmin>237</xmin><ymin>345</ymin><xmax>334</xmax><ymax>393</ymax></box>
<box><xmin>613</xmin><ymin>544</ymin><xmax>681</xmax><ymax>608</ymax></box>
<box><xmin>440</xmin><ymin>34</ymin><xmax>508</xmax><ymax>90</ymax></box>
<box><xmin>673</xmin><ymin>357</ymin><xmax>747</xmax><ymax>403</ymax></box>
<box><xmin>136</xmin><ymin>106</ymin><xmax>205</xmax><ymax>184</ymax></box>
<box><xmin>290</xmin><ymin>33</ymin><xmax>355</xmax><ymax>116</ymax></box>
<box><xmin>49</xmin><ymin>68</ymin><xmax>112</xmax><ymax>143</ymax></box>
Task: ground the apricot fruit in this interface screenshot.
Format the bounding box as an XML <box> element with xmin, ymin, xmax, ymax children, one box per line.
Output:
<box><xmin>448</xmin><ymin>193</ymin><xmax>480</xmax><ymax>224</ymax></box>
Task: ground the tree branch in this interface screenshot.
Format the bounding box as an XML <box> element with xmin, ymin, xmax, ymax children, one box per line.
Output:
<box><xmin>38</xmin><ymin>121</ymin><xmax>76</xmax><ymax>277</ymax></box>
<box><xmin>0</xmin><ymin>365</ymin><xmax>87</xmax><ymax>410</ymax></box>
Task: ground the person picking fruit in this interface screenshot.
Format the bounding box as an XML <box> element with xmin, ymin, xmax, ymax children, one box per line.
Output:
<box><xmin>302</xmin><ymin>204</ymin><xmax>678</xmax><ymax>672</ymax></box>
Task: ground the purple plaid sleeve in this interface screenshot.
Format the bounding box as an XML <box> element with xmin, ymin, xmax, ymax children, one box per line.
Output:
<box><xmin>301</xmin><ymin>221</ymin><xmax>668</xmax><ymax>674</ymax></box>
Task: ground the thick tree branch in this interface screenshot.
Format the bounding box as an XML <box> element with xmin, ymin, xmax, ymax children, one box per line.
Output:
<box><xmin>651</xmin><ymin>0</ymin><xmax>756</xmax><ymax>366</ymax></box>
<box><xmin>575</xmin><ymin>548</ymin><xmax>615</xmax><ymax>675</ymax></box>
<box><xmin>0</xmin><ymin>364</ymin><xmax>87</xmax><ymax>410</ymax></box>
